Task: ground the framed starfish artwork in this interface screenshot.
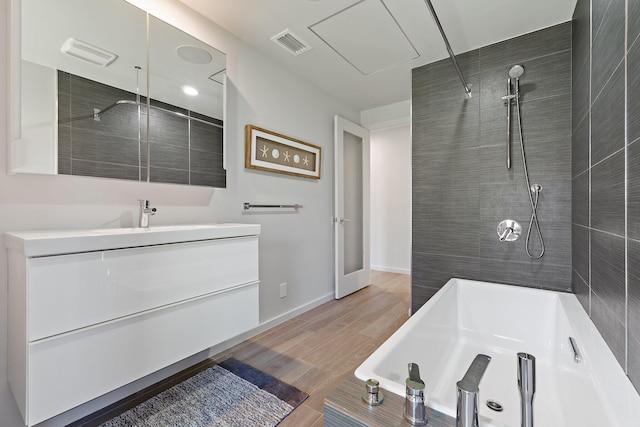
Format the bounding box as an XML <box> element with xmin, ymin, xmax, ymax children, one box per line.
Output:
<box><xmin>245</xmin><ymin>125</ymin><xmax>321</xmax><ymax>179</ymax></box>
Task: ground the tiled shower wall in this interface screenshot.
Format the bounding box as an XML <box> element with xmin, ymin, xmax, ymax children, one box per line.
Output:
<box><xmin>411</xmin><ymin>23</ymin><xmax>572</xmax><ymax>314</ymax></box>
<box><xmin>572</xmin><ymin>0</ymin><xmax>640</xmax><ymax>391</ymax></box>
<box><xmin>57</xmin><ymin>71</ymin><xmax>225</xmax><ymax>187</ymax></box>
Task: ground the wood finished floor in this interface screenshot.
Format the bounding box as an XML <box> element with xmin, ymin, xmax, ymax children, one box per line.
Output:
<box><xmin>209</xmin><ymin>270</ymin><xmax>410</xmax><ymax>426</ymax></box>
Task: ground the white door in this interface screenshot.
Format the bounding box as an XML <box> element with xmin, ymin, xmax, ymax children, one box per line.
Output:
<box><xmin>334</xmin><ymin>115</ymin><xmax>371</xmax><ymax>299</ymax></box>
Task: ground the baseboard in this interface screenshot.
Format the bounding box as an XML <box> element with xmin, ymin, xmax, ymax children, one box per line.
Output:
<box><xmin>371</xmin><ymin>265</ymin><xmax>410</xmax><ymax>275</ymax></box>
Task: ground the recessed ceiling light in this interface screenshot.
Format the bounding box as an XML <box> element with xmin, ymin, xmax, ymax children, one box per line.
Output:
<box><xmin>176</xmin><ymin>45</ymin><xmax>212</xmax><ymax>64</ymax></box>
<box><xmin>182</xmin><ymin>86</ymin><xmax>199</xmax><ymax>96</ymax></box>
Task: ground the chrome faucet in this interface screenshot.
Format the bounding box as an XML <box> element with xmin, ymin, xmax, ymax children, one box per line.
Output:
<box><xmin>517</xmin><ymin>353</ymin><xmax>536</xmax><ymax>427</ymax></box>
<box><xmin>456</xmin><ymin>354</ymin><xmax>491</xmax><ymax>427</ymax></box>
<box><xmin>137</xmin><ymin>199</ymin><xmax>157</xmax><ymax>228</ymax></box>
<box><xmin>405</xmin><ymin>363</ymin><xmax>427</xmax><ymax>426</ymax></box>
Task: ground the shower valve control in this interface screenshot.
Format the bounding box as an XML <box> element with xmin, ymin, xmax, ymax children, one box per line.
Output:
<box><xmin>497</xmin><ymin>220</ymin><xmax>522</xmax><ymax>242</ymax></box>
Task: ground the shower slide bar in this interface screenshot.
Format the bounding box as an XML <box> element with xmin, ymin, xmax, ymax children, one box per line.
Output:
<box><xmin>423</xmin><ymin>0</ymin><xmax>472</xmax><ymax>98</ymax></box>
<box><xmin>243</xmin><ymin>202</ymin><xmax>303</xmax><ymax>211</ymax></box>
<box><xmin>503</xmin><ymin>79</ymin><xmax>515</xmax><ymax>170</ymax></box>
<box><xmin>93</xmin><ymin>99</ymin><xmax>223</xmax><ymax>128</ymax></box>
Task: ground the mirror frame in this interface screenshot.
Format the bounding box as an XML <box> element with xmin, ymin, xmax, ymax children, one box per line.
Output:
<box><xmin>9</xmin><ymin>0</ymin><xmax>21</xmax><ymax>167</ymax></box>
<box><xmin>7</xmin><ymin>0</ymin><xmax>227</xmax><ymax>183</ymax></box>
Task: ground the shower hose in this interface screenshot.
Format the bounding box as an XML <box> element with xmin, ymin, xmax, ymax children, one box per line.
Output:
<box><xmin>514</xmin><ymin>93</ymin><xmax>545</xmax><ymax>259</ymax></box>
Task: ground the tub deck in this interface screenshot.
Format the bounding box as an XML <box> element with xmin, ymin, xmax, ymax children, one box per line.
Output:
<box><xmin>325</xmin><ymin>375</ymin><xmax>456</xmax><ymax>427</ymax></box>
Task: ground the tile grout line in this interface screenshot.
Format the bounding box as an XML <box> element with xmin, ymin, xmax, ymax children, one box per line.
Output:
<box><xmin>624</xmin><ymin>0</ymin><xmax>629</xmax><ymax>375</ymax></box>
<box><xmin>588</xmin><ymin>0</ymin><xmax>593</xmax><ymax>318</ymax></box>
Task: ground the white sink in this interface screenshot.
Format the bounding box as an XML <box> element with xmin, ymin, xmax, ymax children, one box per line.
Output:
<box><xmin>4</xmin><ymin>223</ymin><xmax>261</xmax><ymax>257</ymax></box>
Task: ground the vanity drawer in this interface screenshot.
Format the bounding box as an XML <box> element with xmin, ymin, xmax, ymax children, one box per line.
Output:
<box><xmin>26</xmin><ymin>282</ymin><xmax>259</xmax><ymax>426</ymax></box>
<box><xmin>27</xmin><ymin>236</ymin><xmax>258</xmax><ymax>341</ymax></box>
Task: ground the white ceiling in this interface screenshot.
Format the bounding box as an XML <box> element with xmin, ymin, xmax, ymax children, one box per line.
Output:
<box><xmin>178</xmin><ymin>0</ymin><xmax>577</xmax><ymax>112</ymax></box>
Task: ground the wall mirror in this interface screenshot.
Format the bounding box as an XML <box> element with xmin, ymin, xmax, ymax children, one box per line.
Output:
<box><xmin>11</xmin><ymin>0</ymin><xmax>227</xmax><ymax>187</ymax></box>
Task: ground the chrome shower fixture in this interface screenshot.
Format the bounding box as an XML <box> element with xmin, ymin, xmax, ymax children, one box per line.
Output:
<box><xmin>526</xmin><ymin>184</ymin><xmax>544</xmax><ymax>259</ymax></box>
<box><xmin>500</xmin><ymin>64</ymin><xmax>545</xmax><ymax>259</ymax></box>
<box><xmin>509</xmin><ymin>64</ymin><xmax>525</xmax><ymax>79</ymax></box>
<box><xmin>509</xmin><ymin>64</ymin><xmax>525</xmax><ymax>97</ymax></box>
<box><xmin>501</xmin><ymin>79</ymin><xmax>514</xmax><ymax>169</ymax></box>
<box><xmin>501</xmin><ymin>64</ymin><xmax>525</xmax><ymax>169</ymax></box>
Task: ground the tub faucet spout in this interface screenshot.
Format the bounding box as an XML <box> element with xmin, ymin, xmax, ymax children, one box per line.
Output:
<box><xmin>138</xmin><ymin>199</ymin><xmax>157</xmax><ymax>228</ymax></box>
<box><xmin>456</xmin><ymin>354</ymin><xmax>491</xmax><ymax>427</ymax></box>
<box><xmin>517</xmin><ymin>353</ymin><xmax>536</xmax><ymax>427</ymax></box>
<box><xmin>405</xmin><ymin>362</ymin><xmax>427</xmax><ymax>426</ymax></box>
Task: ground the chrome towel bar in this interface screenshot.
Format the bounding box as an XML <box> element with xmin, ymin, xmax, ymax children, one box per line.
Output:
<box><xmin>243</xmin><ymin>202</ymin><xmax>303</xmax><ymax>211</ymax></box>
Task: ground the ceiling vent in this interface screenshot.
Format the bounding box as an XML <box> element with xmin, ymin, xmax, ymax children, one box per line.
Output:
<box><xmin>61</xmin><ymin>38</ymin><xmax>118</xmax><ymax>67</ymax></box>
<box><xmin>271</xmin><ymin>29</ymin><xmax>312</xmax><ymax>56</ymax></box>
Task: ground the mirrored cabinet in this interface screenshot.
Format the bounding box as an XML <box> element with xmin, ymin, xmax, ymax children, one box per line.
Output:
<box><xmin>11</xmin><ymin>0</ymin><xmax>227</xmax><ymax>187</ymax></box>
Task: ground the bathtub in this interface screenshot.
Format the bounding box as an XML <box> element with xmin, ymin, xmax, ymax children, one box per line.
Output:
<box><xmin>355</xmin><ymin>278</ymin><xmax>640</xmax><ymax>427</ymax></box>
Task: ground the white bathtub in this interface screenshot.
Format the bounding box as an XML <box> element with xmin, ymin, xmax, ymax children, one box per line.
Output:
<box><xmin>355</xmin><ymin>278</ymin><xmax>640</xmax><ymax>427</ymax></box>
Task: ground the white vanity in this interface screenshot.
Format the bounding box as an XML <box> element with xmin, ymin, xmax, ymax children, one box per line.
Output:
<box><xmin>5</xmin><ymin>224</ymin><xmax>260</xmax><ymax>426</ymax></box>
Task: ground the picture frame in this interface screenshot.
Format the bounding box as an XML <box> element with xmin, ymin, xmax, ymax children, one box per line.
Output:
<box><xmin>245</xmin><ymin>125</ymin><xmax>321</xmax><ymax>179</ymax></box>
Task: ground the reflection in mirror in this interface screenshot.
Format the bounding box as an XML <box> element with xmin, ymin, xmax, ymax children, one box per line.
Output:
<box><xmin>147</xmin><ymin>15</ymin><xmax>226</xmax><ymax>187</ymax></box>
<box><xmin>16</xmin><ymin>0</ymin><xmax>226</xmax><ymax>187</ymax></box>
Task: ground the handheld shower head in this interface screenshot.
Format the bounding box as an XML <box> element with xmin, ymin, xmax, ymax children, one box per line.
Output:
<box><xmin>509</xmin><ymin>65</ymin><xmax>525</xmax><ymax>96</ymax></box>
<box><xmin>509</xmin><ymin>64</ymin><xmax>525</xmax><ymax>79</ymax></box>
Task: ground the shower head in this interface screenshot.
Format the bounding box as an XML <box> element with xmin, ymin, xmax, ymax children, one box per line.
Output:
<box><xmin>509</xmin><ymin>64</ymin><xmax>525</xmax><ymax>79</ymax></box>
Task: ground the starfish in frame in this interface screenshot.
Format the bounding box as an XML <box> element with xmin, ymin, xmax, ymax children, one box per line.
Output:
<box><xmin>283</xmin><ymin>151</ymin><xmax>291</xmax><ymax>162</ymax></box>
<box><xmin>259</xmin><ymin>145</ymin><xmax>269</xmax><ymax>158</ymax></box>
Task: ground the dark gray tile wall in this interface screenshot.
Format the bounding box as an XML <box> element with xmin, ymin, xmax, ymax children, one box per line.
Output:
<box><xmin>190</xmin><ymin>119</ymin><xmax>226</xmax><ymax>188</ymax></box>
<box><xmin>412</xmin><ymin>23</ymin><xmax>572</xmax><ymax>314</ymax></box>
<box><xmin>57</xmin><ymin>71</ymin><xmax>225</xmax><ymax>187</ymax></box>
<box><xmin>571</xmin><ymin>0</ymin><xmax>640</xmax><ymax>392</ymax></box>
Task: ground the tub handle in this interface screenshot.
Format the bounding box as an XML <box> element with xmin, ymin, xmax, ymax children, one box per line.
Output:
<box><xmin>569</xmin><ymin>337</ymin><xmax>582</xmax><ymax>363</ymax></box>
<box><xmin>456</xmin><ymin>354</ymin><xmax>491</xmax><ymax>427</ymax></box>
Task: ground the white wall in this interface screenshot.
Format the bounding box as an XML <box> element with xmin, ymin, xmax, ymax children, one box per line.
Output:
<box><xmin>14</xmin><ymin>60</ymin><xmax>57</xmax><ymax>174</ymax></box>
<box><xmin>370</xmin><ymin>125</ymin><xmax>411</xmax><ymax>274</ymax></box>
<box><xmin>0</xmin><ymin>1</ymin><xmax>359</xmax><ymax>425</ymax></box>
<box><xmin>361</xmin><ymin>99</ymin><xmax>410</xmax><ymax>130</ymax></box>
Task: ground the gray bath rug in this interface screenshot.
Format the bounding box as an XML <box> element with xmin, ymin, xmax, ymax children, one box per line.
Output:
<box><xmin>99</xmin><ymin>359</ymin><xmax>308</xmax><ymax>427</ymax></box>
